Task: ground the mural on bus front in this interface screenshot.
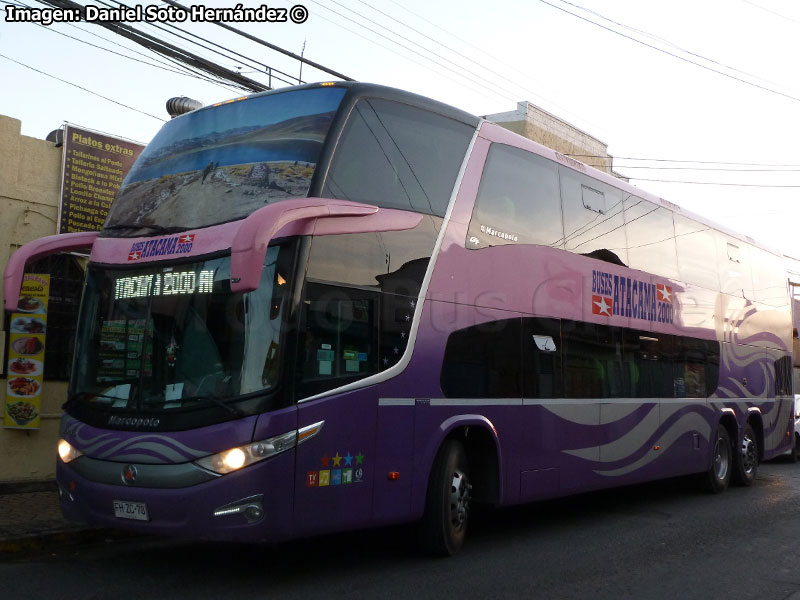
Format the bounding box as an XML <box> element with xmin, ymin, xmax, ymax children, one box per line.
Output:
<box><xmin>106</xmin><ymin>87</ymin><xmax>347</xmax><ymax>232</ymax></box>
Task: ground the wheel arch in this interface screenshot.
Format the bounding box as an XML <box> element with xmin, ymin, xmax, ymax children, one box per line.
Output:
<box><xmin>413</xmin><ymin>414</ymin><xmax>503</xmax><ymax>518</ymax></box>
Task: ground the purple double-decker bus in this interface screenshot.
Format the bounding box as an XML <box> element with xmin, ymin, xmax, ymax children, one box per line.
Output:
<box><xmin>4</xmin><ymin>82</ymin><xmax>795</xmax><ymax>555</ymax></box>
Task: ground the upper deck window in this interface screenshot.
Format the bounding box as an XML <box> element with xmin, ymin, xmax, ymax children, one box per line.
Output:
<box><xmin>322</xmin><ymin>98</ymin><xmax>474</xmax><ymax>217</ymax></box>
<box><xmin>105</xmin><ymin>87</ymin><xmax>347</xmax><ymax>235</ymax></box>
<box><xmin>467</xmin><ymin>144</ymin><xmax>562</xmax><ymax>249</ymax></box>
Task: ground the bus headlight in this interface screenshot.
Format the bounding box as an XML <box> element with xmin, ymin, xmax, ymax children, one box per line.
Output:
<box><xmin>194</xmin><ymin>430</ymin><xmax>297</xmax><ymax>475</ymax></box>
<box><xmin>57</xmin><ymin>439</ymin><xmax>83</xmax><ymax>463</ymax></box>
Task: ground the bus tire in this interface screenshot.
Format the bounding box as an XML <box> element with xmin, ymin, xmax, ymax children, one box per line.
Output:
<box><xmin>733</xmin><ymin>422</ymin><xmax>759</xmax><ymax>486</ymax></box>
<box><xmin>703</xmin><ymin>424</ymin><xmax>732</xmax><ymax>494</ymax></box>
<box><xmin>421</xmin><ymin>439</ymin><xmax>471</xmax><ymax>556</ymax></box>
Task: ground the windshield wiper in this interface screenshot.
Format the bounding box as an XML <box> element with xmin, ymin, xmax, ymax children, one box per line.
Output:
<box><xmin>103</xmin><ymin>224</ymin><xmax>186</xmax><ymax>234</ymax></box>
<box><xmin>64</xmin><ymin>390</ymin><xmax>130</xmax><ymax>408</ymax></box>
<box><xmin>180</xmin><ymin>395</ymin><xmax>245</xmax><ymax>417</ymax></box>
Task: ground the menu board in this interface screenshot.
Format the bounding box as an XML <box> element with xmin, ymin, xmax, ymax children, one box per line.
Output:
<box><xmin>58</xmin><ymin>125</ymin><xmax>144</xmax><ymax>234</ymax></box>
<box><xmin>4</xmin><ymin>274</ymin><xmax>50</xmax><ymax>429</ymax></box>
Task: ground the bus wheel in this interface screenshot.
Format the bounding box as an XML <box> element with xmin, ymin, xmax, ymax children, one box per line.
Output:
<box><xmin>422</xmin><ymin>439</ymin><xmax>472</xmax><ymax>556</ymax></box>
<box><xmin>733</xmin><ymin>423</ymin><xmax>759</xmax><ymax>486</ymax></box>
<box><xmin>704</xmin><ymin>424</ymin><xmax>731</xmax><ymax>494</ymax></box>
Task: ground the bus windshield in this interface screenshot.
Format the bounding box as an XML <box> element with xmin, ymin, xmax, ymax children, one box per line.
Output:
<box><xmin>69</xmin><ymin>245</ymin><xmax>293</xmax><ymax>421</ymax></box>
<box><xmin>105</xmin><ymin>86</ymin><xmax>347</xmax><ymax>235</ymax></box>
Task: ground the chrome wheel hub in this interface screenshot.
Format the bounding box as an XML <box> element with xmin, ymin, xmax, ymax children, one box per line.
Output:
<box><xmin>449</xmin><ymin>469</ymin><xmax>471</xmax><ymax>528</ymax></box>
<box><xmin>741</xmin><ymin>434</ymin><xmax>757</xmax><ymax>474</ymax></box>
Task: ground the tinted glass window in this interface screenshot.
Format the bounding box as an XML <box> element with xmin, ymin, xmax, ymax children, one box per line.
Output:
<box><xmin>774</xmin><ymin>354</ymin><xmax>792</xmax><ymax>397</ymax></box>
<box><xmin>624</xmin><ymin>197</ymin><xmax>679</xmax><ymax>280</ymax></box>
<box><xmin>523</xmin><ymin>317</ymin><xmax>562</xmax><ymax>398</ymax></box>
<box><xmin>440</xmin><ymin>318</ymin><xmax>521</xmax><ymax>398</ymax></box>
<box><xmin>297</xmin><ymin>221</ymin><xmax>440</xmax><ymax>399</ymax></box>
<box><xmin>305</xmin><ymin>216</ymin><xmax>441</xmax><ymax>295</ymax></box>
<box><xmin>562</xmin><ymin>321</ymin><xmax>626</xmax><ymax>398</ymax></box>
<box><xmin>622</xmin><ymin>330</ymin><xmax>719</xmax><ymax>398</ymax></box>
<box><xmin>750</xmin><ymin>246</ymin><xmax>787</xmax><ymax>307</ymax></box>
<box><xmin>296</xmin><ymin>282</ymin><xmax>380</xmax><ymax>398</ymax></box>
<box><xmin>623</xmin><ymin>331</ymin><xmax>676</xmax><ymax>398</ymax></box>
<box><xmin>560</xmin><ymin>167</ymin><xmax>627</xmax><ymax>266</ymax></box>
<box><xmin>467</xmin><ymin>145</ymin><xmax>562</xmax><ymax>249</ymax></box>
<box><xmin>716</xmin><ymin>233</ymin><xmax>754</xmax><ymax>298</ymax></box>
<box><xmin>674</xmin><ymin>214</ymin><xmax>719</xmax><ymax>290</ymax></box>
<box><xmin>323</xmin><ymin>99</ymin><xmax>474</xmax><ymax>216</ymax></box>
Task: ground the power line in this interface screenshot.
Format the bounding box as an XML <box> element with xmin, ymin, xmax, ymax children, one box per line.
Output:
<box><xmin>35</xmin><ymin>0</ymin><xmax>270</xmax><ymax>92</ymax></box>
<box><xmin>0</xmin><ymin>53</ymin><xmax>166</xmax><ymax>121</ymax></box>
<box><xmin>159</xmin><ymin>0</ymin><xmax>354</xmax><ymax>81</ymax></box>
<box><xmin>117</xmin><ymin>0</ymin><xmax>302</xmax><ymax>86</ymax></box>
<box><xmin>625</xmin><ymin>177</ymin><xmax>800</xmax><ymax>188</ymax></box>
<box><xmin>538</xmin><ymin>0</ymin><xmax>800</xmax><ymax>104</ymax></box>
<box><xmin>306</xmin><ymin>0</ymin><xmax>519</xmax><ymax>105</ymax></box>
<box><xmin>567</xmin><ymin>154</ymin><xmax>800</xmax><ymax>168</ymax></box>
<box><xmin>559</xmin><ymin>0</ymin><xmax>793</xmax><ymax>91</ymax></box>
<box><xmin>741</xmin><ymin>0</ymin><xmax>800</xmax><ymax>26</ymax></box>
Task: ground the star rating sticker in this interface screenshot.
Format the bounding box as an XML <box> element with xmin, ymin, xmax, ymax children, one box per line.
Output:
<box><xmin>343</xmin><ymin>452</ymin><xmax>353</xmax><ymax>466</ymax></box>
<box><xmin>321</xmin><ymin>454</ymin><xmax>330</xmax><ymax>468</ymax></box>
<box><xmin>332</xmin><ymin>452</ymin><xmax>342</xmax><ymax>467</ymax></box>
<box><xmin>355</xmin><ymin>452</ymin><xmax>364</xmax><ymax>465</ymax></box>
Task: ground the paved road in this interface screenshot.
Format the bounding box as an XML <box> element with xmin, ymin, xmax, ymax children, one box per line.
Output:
<box><xmin>4</xmin><ymin>461</ymin><xmax>800</xmax><ymax>600</ymax></box>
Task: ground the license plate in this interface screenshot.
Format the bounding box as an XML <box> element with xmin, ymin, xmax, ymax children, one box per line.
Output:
<box><xmin>113</xmin><ymin>500</ymin><xmax>149</xmax><ymax>521</ymax></box>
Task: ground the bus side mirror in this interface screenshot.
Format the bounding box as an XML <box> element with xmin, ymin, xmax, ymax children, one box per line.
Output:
<box><xmin>3</xmin><ymin>231</ymin><xmax>99</xmax><ymax>311</ymax></box>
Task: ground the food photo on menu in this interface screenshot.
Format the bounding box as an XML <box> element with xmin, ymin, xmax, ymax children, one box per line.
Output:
<box><xmin>5</xmin><ymin>400</ymin><xmax>39</xmax><ymax>426</ymax></box>
<box><xmin>10</xmin><ymin>336</ymin><xmax>44</xmax><ymax>356</ymax></box>
<box><xmin>7</xmin><ymin>377</ymin><xmax>41</xmax><ymax>398</ymax></box>
<box><xmin>8</xmin><ymin>357</ymin><xmax>43</xmax><ymax>376</ymax></box>
<box><xmin>16</xmin><ymin>296</ymin><xmax>45</xmax><ymax>314</ymax></box>
<box><xmin>10</xmin><ymin>317</ymin><xmax>46</xmax><ymax>334</ymax></box>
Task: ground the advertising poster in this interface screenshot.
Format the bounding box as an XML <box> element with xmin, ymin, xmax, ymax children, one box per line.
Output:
<box><xmin>58</xmin><ymin>124</ymin><xmax>144</xmax><ymax>234</ymax></box>
<box><xmin>4</xmin><ymin>274</ymin><xmax>50</xmax><ymax>429</ymax></box>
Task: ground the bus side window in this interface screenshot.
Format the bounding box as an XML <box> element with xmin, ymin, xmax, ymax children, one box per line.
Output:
<box><xmin>623</xmin><ymin>197</ymin><xmax>679</xmax><ymax>281</ymax></box>
<box><xmin>440</xmin><ymin>318</ymin><xmax>522</xmax><ymax>398</ymax></box>
<box><xmin>674</xmin><ymin>214</ymin><xmax>720</xmax><ymax>291</ymax></box>
<box><xmin>562</xmin><ymin>321</ymin><xmax>626</xmax><ymax>399</ymax></box>
<box><xmin>522</xmin><ymin>317</ymin><xmax>563</xmax><ymax>399</ymax></box>
<box><xmin>467</xmin><ymin>144</ymin><xmax>562</xmax><ymax>249</ymax></box>
<box><xmin>559</xmin><ymin>167</ymin><xmax>627</xmax><ymax>266</ymax></box>
<box><xmin>322</xmin><ymin>98</ymin><xmax>473</xmax><ymax>217</ymax></box>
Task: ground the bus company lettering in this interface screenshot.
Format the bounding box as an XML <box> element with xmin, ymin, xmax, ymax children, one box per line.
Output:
<box><xmin>591</xmin><ymin>269</ymin><xmax>674</xmax><ymax>324</ymax></box>
<box><xmin>128</xmin><ymin>234</ymin><xmax>195</xmax><ymax>261</ymax></box>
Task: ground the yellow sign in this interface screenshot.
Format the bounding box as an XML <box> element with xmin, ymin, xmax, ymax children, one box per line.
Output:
<box><xmin>4</xmin><ymin>274</ymin><xmax>50</xmax><ymax>429</ymax></box>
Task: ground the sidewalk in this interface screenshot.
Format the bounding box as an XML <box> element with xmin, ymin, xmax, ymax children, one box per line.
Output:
<box><xmin>0</xmin><ymin>481</ymin><xmax>129</xmax><ymax>555</ymax></box>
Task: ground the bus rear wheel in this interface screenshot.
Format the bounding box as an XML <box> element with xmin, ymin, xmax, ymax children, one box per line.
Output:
<box><xmin>421</xmin><ymin>439</ymin><xmax>472</xmax><ymax>556</ymax></box>
<box><xmin>704</xmin><ymin>424</ymin><xmax>731</xmax><ymax>494</ymax></box>
<box><xmin>733</xmin><ymin>423</ymin><xmax>759</xmax><ymax>486</ymax></box>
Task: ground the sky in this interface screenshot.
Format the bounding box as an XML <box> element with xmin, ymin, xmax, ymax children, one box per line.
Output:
<box><xmin>2</xmin><ymin>0</ymin><xmax>799</xmax><ymax>259</ymax></box>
